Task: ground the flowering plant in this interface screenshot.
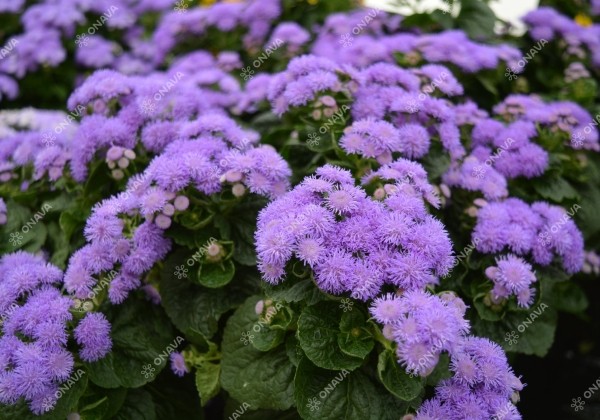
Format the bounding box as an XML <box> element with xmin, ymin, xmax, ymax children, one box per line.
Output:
<box><xmin>0</xmin><ymin>0</ymin><xmax>599</xmax><ymax>419</ymax></box>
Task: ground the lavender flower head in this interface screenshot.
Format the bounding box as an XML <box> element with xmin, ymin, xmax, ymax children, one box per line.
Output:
<box><xmin>0</xmin><ymin>252</ymin><xmax>111</xmax><ymax>414</ymax></box>
<box><xmin>255</xmin><ymin>165</ymin><xmax>454</xmax><ymax>300</ymax></box>
<box><xmin>371</xmin><ymin>290</ymin><xmax>470</xmax><ymax>377</ymax></box>
<box><xmin>485</xmin><ymin>254</ymin><xmax>537</xmax><ymax>308</ymax></box>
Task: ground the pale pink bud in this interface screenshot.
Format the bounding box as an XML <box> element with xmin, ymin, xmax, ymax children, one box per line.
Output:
<box><xmin>174</xmin><ymin>196</ymin><xmax>189</xmax><ymax>211</ymax></box>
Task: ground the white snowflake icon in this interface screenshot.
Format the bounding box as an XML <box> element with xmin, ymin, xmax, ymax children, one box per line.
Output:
<box><xmin>406</xmin><ymin>99</ymin><xmax>420</xmax><ymax>114</ymax></box>
<box><xmin>537</xmin><ymin>231</ymin><xmax>551</xmax><ymax>247</ymax></box>
<box><xmin>504</xmin><ymin>331</ymin><xmax>519</xmax><ymax>346</ymax></box>
<box><xmin>306</xmin><ymin>397</ymin><xmax>321</xmax><ymax>412</ymax></box>
<box><xmin>571</xmin><ymin>397</ymin><xmax>585</xmax><ymax>412</ymax></box>
<box><xmin>471</xmin><ymin>165</ymin><xmax>486</xmax><ymax>180</ymax></box>
<box><xmin>504</xmin><ymin>67</ymin><xmax>519</xmax><ymax>81</ymax></box>
<box><xmin>571</xmin><ymin>132</ymin><xmax>584</xmax><ymax>147</ymax></box>
<box><xmin>241</xmin><ymin>331</ymin><xmax>254</xmax><ymax>345</ymax></box>
<box><xmin>9</xmin><ymin>232</ymin><xmax>23</xmax><ymax>247</ymax></box>
<box><xmin>240</xmin><ymin>66</ymin><xmax>255</xmax><ymax>81</ymax></box>
<box><xmin>141</xmin><ymin>364</ymin><xmax>155</xmax><ymax>379</ymax></box>
<box><xmin>139</xmin><ymin>98</ymin><xmax>156</xmax><ymax>116</ymax></box>
<box><xmin>307</xmin><ymin>132</ymin><xmax>320</xmax><ymax>147</ymax></box>
<box><xmin>75</xmin><ymin>34</ymin><xmax>89</xmax><ymax>48</ymax></box>
<box><xmin>41</xmin><ymin>396</ymin><xmax>56</xmax><ymax>412</ymax></box>
<box><xmin>174</xmin><ymin>0</ymin><xmax>188</xmax><ymax>13</ymax></box>
<box><xmin>41</xmin><ymin>131</ymin><xmax>56</xmax><ymax>147</ymax></box>
<box><xmin>174</xmin><ymin>265</ymin><xmax>188</xmax><ymax>279</ymax></box>
<box><xmin>339</xmin><ymin>298</ymin><xmax>354</xmax><ymax>312</ymax></box>
<box><xmin>339</xmin><ymin>33</ymin><xmax>354</xmax><ymax>48</ymax></box>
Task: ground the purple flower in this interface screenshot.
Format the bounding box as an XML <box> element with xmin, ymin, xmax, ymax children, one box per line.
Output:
<box><xmin>74</xmin><ymin>313</ymin><xmax>112</xmax><ymax>362</ymax></box>
<box><xmin>170</xmin><ymin>352</ymin><xmax>189</xmax><ymax>377</ymax></box>
<box><xmin>256</xmin><ymin>166</ymin><xmax>454</xmax><ymax>299</ymax></box>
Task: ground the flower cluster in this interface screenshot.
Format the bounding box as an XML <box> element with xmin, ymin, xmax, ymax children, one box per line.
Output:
<box><xmin>372</xmin><ymin>291</ymin><xmax>469</xmax><ymax>376</ymax></box>
<box><xmin>524</xmin><ymin>7</ymin><xmax>600</xmax><ymax>67</ymax></box>
<box><xmin>485</xmin><ymin>255</ymin><xmax>537</xmax><ymax>308</ymax></box>
<box><xmin>0</xmin><ymin>252</ymin><xmax>111</xmax><ymax>414</ymax></box>
<box><xmin>255</xmin><ymin>164</ymin><xmax>454</xmax><ymax>300</ymax></box>
<box><xmin>418</xmin><ymin>337</ymin><xmax>524</xmax><ymax>420</ymax></box>
<box><xmin>65</xmin><ymin>114</ymin><xmax>290</xmax><ymax>304</ymax></box>
<box><xmin>472</xmin><ymin>199</ymin><xmax>584</xmax><ymax>274</ymax></box>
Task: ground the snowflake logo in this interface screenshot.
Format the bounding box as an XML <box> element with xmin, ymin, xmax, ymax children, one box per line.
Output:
<box><xmin>141</xmin><ymin>364</ymin><xmax>155</xmax><ymax>379</ymax></box>
<box><xmin>241</xmin><ymin>331</ymin><xmax>254</xmax><ymax>345</ymax></box>
<box><xmin>571</xmin><ymin>131</ymin><xmax>584</xmax><ymax>147</ymax></box>
<box><xmin>307</xmin><ymin>132</ymin><xmax>320</xmax><ymax>147</ymax></box>
<box><xmin>306</xmin><ymin>397</ymin><xmax>321</xmax><ymax>412</ymax></box>
<box><xmin>174</xmin><ymin>265</ymin><xmax>188</xmax><ymax>279</ymax></box>
<box><xmin>41</xmin><ymin>131</ymin><xmax>56</xmax><ymax>147</ymax></box>
<box><xmin>139</xmin><ymin>98</ymin><xmax>156</xmax><ymax>116</ymax></box>
<box><xmin>75</xmin><ymin>34</ymin><xmax>89</xmax><ymax>48</ymax></box>
<box><xmin>504</xmin><ymin>67</ymin><xmax>519</xmax><ymax>81</ymax></box>
<box><xmin>504</xmin><ymin>331</ymin><xmax>519</xmax><ymax>346</ymax></box>
<box><xmin>406</xmin><ymin>99</ymin><xmax>420</xmax><ymax>114</ymax></box>
<box><xmin>571</xmin><ymin>397</ymin><xmax>585</xmax><ymax>412</ymax></box>
<box><xmin>339</xmin><ymin>33</ymin><xmax>354</xmax><ymax>48</ymax></box>
<box><xmin>9</xmin><ymin>232</ymin><xmax>23</xmax><ymax>247</ymax></box>
<box><xmin>537</xmin><ymin>231</ymin><xmax>552</xmax><ymax>247</ymax></box>
<box><xmin>339</xmin><ymin>298</ymin><xmax>354</xmax><ymax>312</ymax></box>
<box><xmin>471</xmin><ymin>165</ymin><xmax>486</xmax><ymax>180</ymax></box>
<box><xmin>240</xmin><ymin>66</ymin><xmax>254</xmax><ymax>81</ymax></box>
<box><xmin>41</xmin><ymin>396</ymin><xmax>56</xmax><ymax>412</ymax></box>
<box><xmin>174</xmin><ymin>0</ymin><xmax>188</xmax><ymax>13</ymax></box>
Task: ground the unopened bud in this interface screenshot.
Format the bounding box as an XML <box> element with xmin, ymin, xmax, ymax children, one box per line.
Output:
<box><xmin>232</xmin><ymin>183</ymin><xmax>246</xmax><ymax>197</ymax></box>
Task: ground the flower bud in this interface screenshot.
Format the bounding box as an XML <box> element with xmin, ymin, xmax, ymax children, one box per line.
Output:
<box><xmin>173</xmin><ymin>196</ymin><xmax>189</xmax><ymax>211</ymax></box>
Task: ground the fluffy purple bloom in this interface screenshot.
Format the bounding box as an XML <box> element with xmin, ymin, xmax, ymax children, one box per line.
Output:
<box><xmin>170</xmin><ymin>352</ymin><xmax>189</xmax><ymax>377</ymax></box>
<box><xmin>418</xmin><ymin>337</ymin><xmax>524</xmax><ymax>420</ymax></box>
<box><xmin>73</xmin><ymin>312</ymin><xmax>112</xmax><ymax>362</ymax></box>
<box><xmin>485</xmin><ymin>255</ymin><xmax>537</xmax><ymax>307</ymax></box>
<box><xmin>339</xmin><ymin>119</ymin><xmax>401</xmax><ymax>162</ymax></box>
<box><xmin>255</xmin><ymin>165</ymin><xmax>454</xmax><ymax>299</ymax></box>
<box><xmin>371</xmin><ymin>290</ymin><xmax>470</xmax><ymax>377</ymax></box>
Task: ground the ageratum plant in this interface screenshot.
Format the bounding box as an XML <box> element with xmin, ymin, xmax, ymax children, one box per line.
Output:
<box><xmin>0</xmin><ymin>0</ymin><xmax>599</xmax><ymax>419</ymax></box>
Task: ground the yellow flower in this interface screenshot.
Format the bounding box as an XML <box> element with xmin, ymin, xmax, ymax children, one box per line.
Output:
<box><xmin>575</xmin><ymin>13</ymin><xmax>592</xmax><ymax>27</ymax></box>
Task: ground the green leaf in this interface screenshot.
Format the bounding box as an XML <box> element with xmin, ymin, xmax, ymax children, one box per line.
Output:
<box><xmin>197</xmin><ymin>260</ymin><xmax>235</xmax><ymax>288</ymax></box>
<box><xmin>337</xmin><ymin>310</ymin><xmax>374</xmax><ymax>359</ymax></box>
<box><xmin>160</xmin><ymin>250</ymin><xmax>250</xmax><ymax>338</ymax></box>
<box><xmin>264</xmin><ymin>278</ymin><xmax>322</xmax><ymax>305</ymax></box>
<box><xmin>221</xmin><ymin>296</ymin><xmax>295</xmax><ymax>410</ymax></box>
<box><xmin>195</xmin><ymin>363</ymin><xmax>221</xmax><ymax>407</ymax></box>
<box><xmin>377</xmin><ymin>350</ymin><xmax>423</xmax><ymax>401</ymax></box>
<box><xmin>472</xmin><ymin>303</ymin><xmax>557</xmax><ymax>356</ymax></box>
<box><xmin>297</xmin><ymin>302</ymin><xmax>363</xmax><ymax>371</ymax></box>
<box><xmin>533</xmin><ymin>177</ymin><xmax>579</xmax><ymax>202</ymax></box>
<box><xmin>85</xmin><ymin>299</ymin><xmax>176</xmax><ymax>388</ymax></box>
<box><xmin>295</xmin><ymin>357</ymin><xmax>407</xmax><ymax>420</ymax></box>
<box><xmin>113</xmin><ymin>390</ymin><xmax>156</xmax><ymax>420</ymax></box>
<box><xmin>455</xmin><ymin>0</ymin><xmax>497</xmax><ymax>40</ymax></box>
<box><xmin>251</xmin><ymin>305</ymin><xmax>288</xmax><ymax>352</ymax></box>
<box><xmin>285</xmin><ymin>335</ymin><xmax>304</xmax><ymax>368</ymax></box>
<box><xmin>77</xmin><ymin>386</ymin><xmax>127</xmax><ymax>420</ymax></box>
<box><xmin>548</xmin><ymin>281</ymin><xmax>588</xmax><ymax>315</ymax></box>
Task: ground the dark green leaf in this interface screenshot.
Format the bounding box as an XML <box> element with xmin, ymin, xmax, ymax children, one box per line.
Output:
<box><xmin>197</xmin><ymin>260</ymin><xmax>235</xmax><ymax>288</ymax></box>
<box><xmin>85</xmin><ymin>299</ymin><xmax>176</xmax><ymax>388</ymax></box>
<box><xmin>377</xmin><ymin>350</ymin><xmax>423</xmax><ymax>401</ymax></box>
<box><xmin>221</xmin><ymin>297</ymin><xmax>295</xmax><ymax>410</ymax></box>
<box><xmin>297</xmin><ymin>302</ymin><xmax>363</xmax><ymax>371</ymax></box>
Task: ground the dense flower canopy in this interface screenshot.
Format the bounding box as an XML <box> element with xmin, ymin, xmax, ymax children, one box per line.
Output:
<box><xmin>0</xmin><ymin>0</ymin><xmax>598</xmax><ymax>418</ymax></box>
